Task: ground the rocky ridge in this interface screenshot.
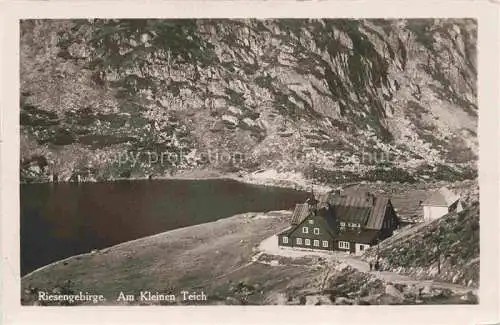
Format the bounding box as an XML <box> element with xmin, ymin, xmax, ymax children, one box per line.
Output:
<box><xmin>20</xmin><ymin>19</ymin><xmax>477</xmax><ymax>184</ymax></box>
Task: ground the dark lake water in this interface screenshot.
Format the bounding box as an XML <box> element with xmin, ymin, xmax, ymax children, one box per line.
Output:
<box><xmin>20</xmin><ymin>179</ymin><xmax>308</xmax><ymax>276</ymax></box>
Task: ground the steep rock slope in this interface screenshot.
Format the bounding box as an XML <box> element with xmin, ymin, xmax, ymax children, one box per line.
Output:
<box><xmin>362</xmin><ymin>203</ymin><xmax>479</xmax><ymax>287</ymax></box>
<box><xmin>20</xmin><ymin>19</ymin><xmax>477</xmax><ymax>183</ymax></box>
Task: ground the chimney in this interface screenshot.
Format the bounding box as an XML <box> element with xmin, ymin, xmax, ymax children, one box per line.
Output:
<box><xmin>365</xmin><ymin>192</ymin><xmax>376</xmax><ymax>205</ymax></box>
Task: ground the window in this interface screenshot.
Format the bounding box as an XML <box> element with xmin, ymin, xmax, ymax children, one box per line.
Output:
<box><xmin>296</xmin><ymin>238</ymin><xmax>302</xmax><ymax>245</ymax></box>
<box><xmin>322</xmin><ymin>240</ymin><xmax>329</xmax><ymax>248</ymax></box>
<box><xmin>313</xmin><ymin>240</ymin><xmax>320</xmax><ymax>247</ymax></box>
<box><xmin>308</xmin><ymin>219</ymin><xmax>314</xmax><ymax>225</ymax></box>
<box><xmin>302</xmin><ymin>227</ymin><xmax>309</xmax><ymax>234</ymax></box>
<box><xmin>313</xmin><ymin>228</ymin><xmax>320</xmax><ymax>235</ymax></box>
<box><xmin>305</xmin><ymin>239</ymin><xmax>311</xmax><ymax>246</ymax></box>
<box><xmin>282</xmin><ymin>236</ymin><xmax>288</xmax><ymax>244</ymax></box>
<box><xmin>338</xmin><ymin>241</ymin><xmax>350</xmax><ymax>249</ymax></box>
<box><xmin>359</xmin><ymin>244</ymin><xmax>364</xmax><ymax>251</ymax></box>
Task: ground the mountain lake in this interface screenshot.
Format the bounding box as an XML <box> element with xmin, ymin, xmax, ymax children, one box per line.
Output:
<box><xmin>20</xmin><ymin>179</ymin><xmax>309</xmax><ymax>275</ymax></box>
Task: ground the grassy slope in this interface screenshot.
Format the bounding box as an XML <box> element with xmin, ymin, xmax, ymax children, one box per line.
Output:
<box><xmin>362</xmin><ymin>203</ymin><xmax>479</xmax><ymax>287</ymax></box>
<box><xmin>22</xmin><ymin>211</ymin><xmax>328</xmax><ymax>305</ymax></box>
<box><xmin>22</xmin><ymin>207</ymin><xmax>478</xmax><ymax>306</ymax></box>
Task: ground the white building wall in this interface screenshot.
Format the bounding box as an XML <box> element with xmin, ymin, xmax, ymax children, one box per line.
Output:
<box><xmin>355</xmin><ymin>243</ymin><xmax>370</xmax><ymax>255</ymax></box>
<box><xmin>423</xmin><ymin>205</ymin><xmax>449</xmax><ymax>222</ymax></box>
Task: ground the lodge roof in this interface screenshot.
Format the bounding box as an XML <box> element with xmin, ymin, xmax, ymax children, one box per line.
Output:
<box><xmin>423</xmin><ymin>187</ymin><xmax>460</xmax><ymax>207</ymax></box>
<box><xmin>288</xmin><ymin>193</ymin><xmax>393</xmax><ymax>232</ymax></box>
<box><xmin>366</xmin><ymin>196</ymin><xmax>390</xmax><ymax>229</ymax></box>
<box><xmin>328</xmin><ymin>194</ymin><xmax>390</xmax><ymax>230</ymax></box>
<box><xmin>331</xmin><ymin>205</ymin><xmax>372</xmax><ymax>225</ymax></box>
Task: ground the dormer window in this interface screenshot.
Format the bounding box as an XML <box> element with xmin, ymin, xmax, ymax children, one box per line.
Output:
<box><xmin>339</xmin><ymin>222</ymin><xmax>346</xmax><ymax>231</ymax></box>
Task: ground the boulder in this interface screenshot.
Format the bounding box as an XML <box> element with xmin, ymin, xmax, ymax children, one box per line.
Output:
<box><xmin>228</xmin><ymin>106</ymin><xmax>243</xmax><ymax>116</ymax></box>
<box><xmin>28</xmin><ymin>165</ymin><xmax>42</xmax><ymax>175</ymax></box>
<box><xmin>421</xmin><ymin>285</ymin><xmax>432</xmax><ymax>295</ymax></box>
<box><xmin>222</xmin><ymin>115</ymin><xmax>239</xmax><ymax>127</ymax></box>
<box><xmin>305</xmin><ymin>295</ymin><xmax>319</xmax><ymax>305</ymax></box>
<box><xmin>242</xmin><ymin>117</ymin><xmax>257</xmax><ymax>127</ymax></box>
<box><xmin>335</xmin><ymin>297</ymin><xmax>354</xmax><ymax>305</ymax></box>
<box><xmin>376</xmin><ymin>293</ymin><xmax>404</xmax><ymax>305</ymax></box>
<box><xmin>460</xmin><ymin>291</ymin><xmax>478</xmax><ymax>303</ymax></box>
<box><xmin>385</xmin><ymin>284</ymin><xmax>405</xmax><ymax>300</ymax></box>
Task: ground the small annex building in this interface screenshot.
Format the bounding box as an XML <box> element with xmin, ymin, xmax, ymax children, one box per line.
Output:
<box><xmin>422</xmin><ymin>187</ymin><xmax>463</xmax><ymax>223</ymax></box>
<box><xmin>278</xmin><ymin>191</ymin><xmax>399</xmax><ymax>255</ymax></box>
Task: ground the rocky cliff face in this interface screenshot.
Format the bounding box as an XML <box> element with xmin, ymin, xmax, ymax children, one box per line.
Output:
<box><xmin>20</xmin><ymin>19</ymin><xmax>478</xmax><ymax>183</ymax></box>
<box><xmin>362</xmin><ymin>203</ymin><xmax>479</xmax><ymax>287</ymax></box>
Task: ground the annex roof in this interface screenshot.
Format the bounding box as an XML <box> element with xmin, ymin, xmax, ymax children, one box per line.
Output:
<box><xmin>423</xmin><ymin>187</ymin><xmax>460</xmax><ymax>207</ymax></box>
<box><xmin>290</xmin><ymin>203</ymin><xmax>311</xmax><ymax>225</ymax></box>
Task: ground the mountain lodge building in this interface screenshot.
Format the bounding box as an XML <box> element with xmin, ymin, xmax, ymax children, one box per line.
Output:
<box><xmin>278</xmin><ymin>191</ymin><xmax>399</xmax><ymax>255</ymax></box>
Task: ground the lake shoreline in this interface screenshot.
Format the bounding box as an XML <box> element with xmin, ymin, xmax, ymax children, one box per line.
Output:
<box><xmin>21</xmin><ymin>211</ymin><xmax>287</xmax><ymax>280</ymax></box>
<box><xmin>21</xmin><ymin>175</ymin><xmax>313</xmax><ymax>277</ymax></box>
<box><xmin>21</xmin><ymin>168</ymin><xmax>335</xmax><ymax>193</ymax></box>
<box><xmin>21</xmin><ymin>210</ymin><xmax>290</xmax><ymax>282</ymax></box>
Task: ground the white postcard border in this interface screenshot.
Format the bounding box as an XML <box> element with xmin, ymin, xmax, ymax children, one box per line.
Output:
<box><xmin>1</xmin><ymin>1</ymin><xmax>499</xmax><ymax>325</ymax></box>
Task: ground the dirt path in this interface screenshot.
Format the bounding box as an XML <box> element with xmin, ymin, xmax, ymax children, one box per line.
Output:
<box><xmin>257</xmin><ymin>235</ymin><xmax>477</xmax><ymax>295</ymax></box>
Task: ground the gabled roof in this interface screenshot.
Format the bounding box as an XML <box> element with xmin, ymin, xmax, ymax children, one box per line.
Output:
<box><xmin>316</xmin><ymin>206</ymin><xmax>337</xmax><ymax>237</ymax></box>
<box><xmin>290</xmin><ymin>203</ymin><xmax>311</xmax><ymax>225</ymax></box>
<box><xmin>365</xmin><ymin>196</ymin><xmax>390</xmax><ymax>229</ymax></box>
<box><xmin>286</xmin><ymin>193</ymin><xmax>394</xmax><ymax>236</ymax></box>
<box><xmin>423</xmin><ymin>187</ymin><xmax>460</xmax><ymax>207</ymax></box>
<box><xmin>328</xmin><ymin>194</ymin><xmax>391</xmax><ymax>230</ymax></box>
<box><xmin>282</xmin><ymin>205</ymin><xmax>335</xmax><ymax>237</ymax></box>
<box><xmin>328</xmin><ymin>195</ymin><xmax>373</xmax><ymax>208</ymax></box>
<box><xmin>331</xmin><ymin>205</ymin><xmax>372</xmax><ymax>225</ymax></box>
